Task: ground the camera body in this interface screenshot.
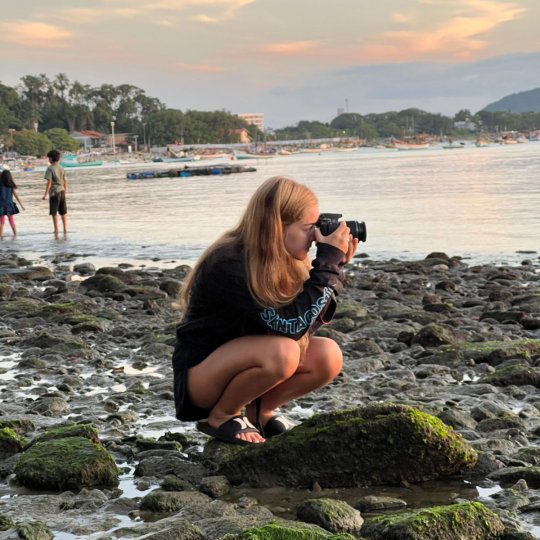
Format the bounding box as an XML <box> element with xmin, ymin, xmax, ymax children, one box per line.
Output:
<box><xmin>316</xmin><ymin>213</ymin><xmax>367</xmax><ymax>243</ymax></box>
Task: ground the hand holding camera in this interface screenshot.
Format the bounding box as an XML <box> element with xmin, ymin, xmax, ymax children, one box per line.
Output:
<box><xmin>315</xmin><ymin>213</ymin><xmax>366</xmax><ymax>264</ymax></box>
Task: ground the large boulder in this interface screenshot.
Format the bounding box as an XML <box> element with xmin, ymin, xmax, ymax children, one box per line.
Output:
<box><xmin>208</xmin><ymin>404</ymin><xmax>476</xmax><ymax>488</ymax></box>
<box><xmin>360</xmin><ymin>502</ymin><xmax>504</xmax><ymax>540</ymax></box>
<box><xmin>14</xmin><ymin>432</ymin><xmax>119</xmax><ymax>490</ymax></box>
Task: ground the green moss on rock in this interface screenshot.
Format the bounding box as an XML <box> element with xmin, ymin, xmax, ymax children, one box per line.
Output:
<box><xmin>429</xmin><ymin>339</ymin><xmax>540</xmax><ymax>367</ymax></box>
<box><xmin>210</xmin><ymin>404</ymin><xmax>476</xmax><ymax>488</ymax></box>
<box><xmin>140</xmin><ymin>490</ymin><xmax>210</xmax><ymax>513</ymax></box>
<box><xmin>32</xmin><ymin>423</ymin><xmax>100</xmax><ymax>445</ymax></box>
<box><xmin>479</xmin><ymin>364</ymin><xmax>540</xmax><ymax>387</ymax></box>
<box><xmin>0</xmin><ymin>514</ymin><xmax>14</xmax><ymax>531</ymax></box>
<box><xmin>296</xmin><ymin>498</ymin><xmax>363</xmax><ymax>534</ymax></box>
<box><xmin>15</xmin><ymin>520</ymin><xmax>53</xmax><ymax>540</ymax></box>
<box><xmin>222</xmin><ymin>522</ymin><xmax>356</xmax><ymax>539</ymax></box>
<box><xmin>0</xmin><ymin>427</ymin><xmax>27</xmax><ymax>458</ymax></box>
<box><xmin>82</xmin><ymin>274</ymin><xmax>127</xmax><ymax>293</ymax></box>
<box><xmin>360</xmin><ymin>502</ymin><xmax>504</xmax><ymax>540</ymax></box>
<box><xmin>14</xmin><ymin>436</ymin><xmax>119</xmax><ymax>490</ymax></box>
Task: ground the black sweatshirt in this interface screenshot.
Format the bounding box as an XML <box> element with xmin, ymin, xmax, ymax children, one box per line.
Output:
<box><xmin>172</xmin><ymin>241</ymin><xmax>345</xmax><ymax>372</ymax></box>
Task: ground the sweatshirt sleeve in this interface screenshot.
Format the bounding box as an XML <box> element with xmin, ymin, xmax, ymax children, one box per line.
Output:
<box><xmin>212</xmin><ymin>243</ymin><xmax>345</xmax><ymax>340</ymax></box>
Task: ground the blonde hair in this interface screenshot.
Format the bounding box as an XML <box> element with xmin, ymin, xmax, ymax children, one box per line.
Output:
<box><xmin>179</xmin><ymin>176</ymin><xmax>318</xmax><ymax>310</ymax></box>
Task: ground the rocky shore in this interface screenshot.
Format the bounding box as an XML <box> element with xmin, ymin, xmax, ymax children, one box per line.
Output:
<box><xmin>0</xmin><ymin>251</ymin><xmax>539</xmax><ymax>539</ymax></box>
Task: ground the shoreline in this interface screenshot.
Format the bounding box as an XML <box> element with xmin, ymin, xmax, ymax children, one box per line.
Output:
<box><xmin>0</xmin><ymin>251</ymin><xmax>539</xmax><ymax>538</ymax></box>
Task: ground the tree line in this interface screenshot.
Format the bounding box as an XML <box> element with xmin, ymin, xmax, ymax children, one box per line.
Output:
<box><xmin>274</xmin><ymin>108</ymin><xmax>540</xmax><ymax>141</ymax></box>
<box><xmin>2</xmin><ymin>73</ymin><xmax>540</xmax><ymax>156</ymax></box>
<box><xmin>0</xmin><ymin>73</ymin><xmax>256</xmax><ymax>155</ymax></box>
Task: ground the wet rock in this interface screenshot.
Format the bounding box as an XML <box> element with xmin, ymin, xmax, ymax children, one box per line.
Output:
<box><xmin>73</xmin><ymin>262</ymin><xmax>95</xmax><ymax>275</ymax></box>
<box><xmin>411</xmin><ymin>323</ymin><xmax>465</xmax><ymax>348</ymax></box>
<box><xmin>361</xmin><ymin>502</ymin><xmax>504</xmax><ymax>539</ymax></box>
<box><xmin>210</xmin><ymin>404</ymin><xmax>477</xmax><ymax>488</ymax></box>
<box><xmin>0</xmin><ymin>266</ymin><xmax>54</xmax><ymax>281</ymax></box>
<box><xmin>14</xmin><ymin>436</ymin><xmax>119</xmax><ymax>490</ymax></box>
<box><xmin>81</xmin><ymin>274</ymin><xmax>127</xmax><ymax>293</ymax></box>
<box><xmin>354</xmin><ymin>495</ymin><xmax>407</xmax><ymax>512</ymax></box>
<box><xmin>221</xmin><ymin>522</ymin><xmax>355</xmax><ymax>539</ymax></box>
<box><xmin>0</xmin><ymin>427</ymin><xmax>27</xmax><ymax>459</ymax></box>
<box><xmin>27</xmin><ymin>396</ymin><xmax>70</xmax><ymax>417</ymax></box>
<box><xmin>199</xmin><ymin>475</ymin><xmax>230</xmax><ymax>498</ymax></box>
<box><xmin>488</xmin><ymin>467</ymin><xmax>540</xmax><ymax>488</ymax></box>
<box><xmin>15</xmin><ymin>520</ymin><xmax>54</xmax><ymax>540</ymax></box>
<box><xmin>480</xmin><ymin>365</ymin><xmax>540</xmax><ymax>388</ymax></box>
<box><xmin>139</xmin><ymin>490</ymin><xmax>210</xmax><ymax>512</ymax></box>
<box><xmin>296</xmin><ymin>498</ymin><xmax>363</xmax><ymax>535</ymax></box>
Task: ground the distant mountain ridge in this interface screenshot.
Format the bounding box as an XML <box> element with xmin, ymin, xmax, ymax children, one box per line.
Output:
<box><xmin>483</xmin><ymin>87</ymin><xmax>540</xmax><ymax>113</ymax></box>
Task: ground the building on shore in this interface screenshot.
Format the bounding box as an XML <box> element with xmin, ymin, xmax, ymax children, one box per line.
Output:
<box><xmin>237</xmin><ymin>113</ymin><xmax>265</xmax><ymax>132</ymax></box>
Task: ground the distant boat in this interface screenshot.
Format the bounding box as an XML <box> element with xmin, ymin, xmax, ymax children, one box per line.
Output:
<box><xmin>152</xmin><ymin>156</ymin><xmax>200</xmax><ymax>163</ymax></box>
<box><xmin>392</xmin><ymin>139</ymin><xmax>430</xmax><ymax>150</ymax></box>
<box><xmin>61</xmin><ymin>153</ymin><xmax>103</xmax><ymax>168</ymax></box>
<box><xmin>442</xmin><ymin>141</ymin><xmax>466</xmax><ymax>149</ymax></box>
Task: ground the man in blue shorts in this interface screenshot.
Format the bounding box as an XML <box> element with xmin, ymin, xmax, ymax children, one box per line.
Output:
<box><xmin>42</xmin><ymin>149</ymin><xmax>68</xmax><ymax>238</ymax></box>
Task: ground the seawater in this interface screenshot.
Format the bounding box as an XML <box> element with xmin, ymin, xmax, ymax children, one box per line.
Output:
<box><xmin>2</xmin><ymin>142</ymin><xmax>539</xmax><ymax>268</ymax></box>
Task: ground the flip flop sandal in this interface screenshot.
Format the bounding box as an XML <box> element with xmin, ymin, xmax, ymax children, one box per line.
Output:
<box><xmin>262</xmin><ymin>414</ymin><xmax>296</xmax><ymax>438</ymax></box>
<box><xmin>196</xmin><ymin>415</ymin><xmax>262</xmax><ymax>446</ymax></box>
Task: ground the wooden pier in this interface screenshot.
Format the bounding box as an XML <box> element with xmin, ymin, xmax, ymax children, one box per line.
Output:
<box><xmin>127</xmin><ymin>164</ymin><xmax>256</xmax><ymax>180</ymax></box>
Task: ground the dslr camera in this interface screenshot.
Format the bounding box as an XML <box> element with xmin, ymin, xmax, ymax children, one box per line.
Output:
<box><xmin>316</xmin><ymin>213</ymin><xmax>367</xmax><ymax>242</ymax></box>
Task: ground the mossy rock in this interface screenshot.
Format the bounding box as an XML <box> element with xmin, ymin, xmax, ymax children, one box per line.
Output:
<box><xmin>334</xmin><ymin>300</ymin><xmax>368</xmax><ymax>320</ymax></box>
<box><xmin>411</xmin><ymin>323</ymin><xmax>464</xmax><ymax>348</ymax></box>
<box><xmin>82</xmin><ymin>273</ymin><xmax>127</xmax><ymax>293</ymax></box>
<box><xmin>0</xmin><ymin>418</ymin><xmax>35</xmax><ymax>434</ymax></box>
<box><xmin>296</xmin><ymin>498</ymin><xmax>363</xmax><ymax>534</ymax></box>
<box><xmin>0</xmin><ymin>514</ymin><xmax>14</xmax><ymax>531</ymax></box>
<box><xmin>31</xmin><ymin>423</ymin><xmax>100</xmax><ymax>445</ymax></box>
<box><xmin>0</xmin><ymin>298</ymin><xmax>41</xmax><ymax>316</ymax></box>
<box><xmin>15</xmin><ymin>520</ymin><xmax>53</xmax><ymax>540</ymax></box>
<box><xmin>140</xmin><ymin>490</ymin><xmax>210</xmax><ymax>513</ymax></box>
<box><xmin>427</xmin><ymin>339</ymin><xmax>540</xmax><ymax>367</ymax></box>
<box><xmin>20</xmin><ymin>331</ymin><xmax>88</xmax><ymax>352</ymax></box>
<box><xmin>360</xmin><ymin>502</ymin><xmax>504</xmax><ymax>540</ymax></box>
<box><xmin>210</xmin><ymin>404</ymin><xmax>477</xmax><ymax>488</ymax></box>
<box><xmin>221</xmin><ymin>522</ymin><xmax>356</xmax><ymax>539</ymax></box>
<box><xmin>37</xmin><ymin>301</ymin><xmax>90</xmax><ymax>317</ymax></box>
<box><xmin>14</xmin><ymin>436</ymin><xmax>119</xmax><ymax>490</ymax></box>
<box><xmin>0</xmin><ymin>427</ymin><xmax>27</xmax><ymax>458</ymax></box>
<box><xmin>479</xmin><ymin>364</ymin><xmax>540</xmax><ymax>387</ymax></box>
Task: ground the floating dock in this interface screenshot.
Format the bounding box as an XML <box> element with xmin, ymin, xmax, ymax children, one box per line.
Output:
<box><xmin>127</xmin><ymin>164</ymin><xmax>256</xmax><ymax>180</ymax></box>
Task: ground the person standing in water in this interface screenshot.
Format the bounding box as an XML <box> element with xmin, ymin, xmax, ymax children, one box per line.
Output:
<box><xmin>42</xmin><ymin>149</ymin><xmax>68</xmax><ymax>238</ymax></box>
<box><xmin>0</xmin><ymin>166</ymin><xmax>25</xmax><ymax>239</ymax></box>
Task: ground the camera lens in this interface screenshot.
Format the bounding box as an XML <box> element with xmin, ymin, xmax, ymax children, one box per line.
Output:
<box><xmin>346</xmin><ymin>221</ymin><xmax>367</xmax><ymax>242</ymax></box>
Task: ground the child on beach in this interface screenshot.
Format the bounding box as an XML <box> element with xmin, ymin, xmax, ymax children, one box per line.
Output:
<box><xmin>42</xmin><ymin>149</ymin><xmax>68</xmax><ymax>238</ymax></box>
<box><xmin>0</xmin><ymin>166</ymin><xmax>25</xmax><ymax>239</ymax></box>
<box><xmin>172</xmin><ymin>176</ymin><xmax>359</xmax><ymax>445</ymax></box>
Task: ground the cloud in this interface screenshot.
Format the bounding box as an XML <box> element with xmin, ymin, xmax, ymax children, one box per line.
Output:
<box><xmin>357</xmin><ymin>0</ymin><xmax>525</xmax><ymax>62</ymax></box>
<box><xmin>391</xmin><ymin>12</ymin><xmax>415</xmax><ymax>24</ymax></box>
<box><xmin>259</xmin><ymin>41</ymin><xmax>321</xmax><ymax>56</ymax></box>
<box><xmin>0</xmin><ymin>21</ymin><xmax>72</xmax><ymax>48</ymax></box>
<box><xmin>175</xmin><ymin>62</ymin><xmax>225</xmax><ymax>73</ymax></box>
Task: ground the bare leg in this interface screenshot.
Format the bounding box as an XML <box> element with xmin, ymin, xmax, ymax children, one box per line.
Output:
<box><xmin>8</xmin><ymin>215</ymin><xmax>16</xmax><ymax>236</ymax></box>
<box><xmin>0</xmin><ymin>216</ymin><xmax>4</xmax><ymax>238</ymax></box>
<box><xmin>245</xmin><ymin>336</ymin><xmax>343</xmax><ymax>426</ymax></box>
<box><xmin>61</xmin><ymin>214</ymin><xmax>68</xmax><ymax>235</ymax></box>
<box><xmin>52</xmin><ymin>215</ymin><xmax>59</xmax><ymax>238</ymax></box>
<box><xmin>188</xmin><ymin>335</ymin><xmax>301</xmax><ymax>443</ymax></box>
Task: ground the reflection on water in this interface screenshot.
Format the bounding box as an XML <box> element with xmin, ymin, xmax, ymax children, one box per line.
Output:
<box><xmin>1</xmin><ymin>143</ymin><xmax>539</xmax><ymax>268</ymax></box>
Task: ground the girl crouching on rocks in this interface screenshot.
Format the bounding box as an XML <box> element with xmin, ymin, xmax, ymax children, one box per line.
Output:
<box><xmin>172</xmin><ymin>176</ymin><xmax>358</xmax><ymax>445</ymax></box>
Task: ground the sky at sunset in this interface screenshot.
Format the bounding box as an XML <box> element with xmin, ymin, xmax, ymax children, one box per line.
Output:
<box><xmin>1</xmin><ymin>0</ymin><xmax>540</xmax><ymax>128</ymax></box>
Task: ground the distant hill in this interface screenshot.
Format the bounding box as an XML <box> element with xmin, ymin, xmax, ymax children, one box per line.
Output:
<box><xmin>483</xmin><ymin>87</ymin><xmax>540</xmax><ymax>113</ymax></box>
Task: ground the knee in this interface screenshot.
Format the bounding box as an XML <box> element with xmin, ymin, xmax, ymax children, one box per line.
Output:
<box><xmin>263</xmin><ymin>337</ymin><xmax>301</xmax><ymax>381</ymax></box>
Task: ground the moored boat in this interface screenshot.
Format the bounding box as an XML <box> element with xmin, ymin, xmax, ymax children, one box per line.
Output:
<box><xmin>61</xmin><ymin>153</ymin><xmax>103</xmax><ymax>168</ymax></box>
